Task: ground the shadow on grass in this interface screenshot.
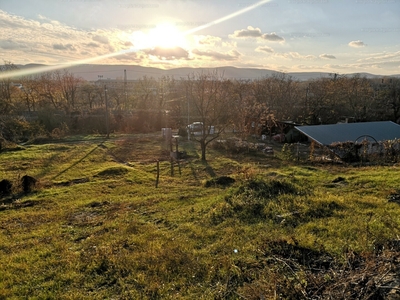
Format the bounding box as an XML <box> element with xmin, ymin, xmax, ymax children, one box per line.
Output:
<box><xmin>202</xmin><ymin>161</ymin><xmax>216</xmax><ymax>177</ymax></box>
<box><xmin>52</xmin><ymin>140</ymin><xmax>106</xmax><ymax>180</ymax></box>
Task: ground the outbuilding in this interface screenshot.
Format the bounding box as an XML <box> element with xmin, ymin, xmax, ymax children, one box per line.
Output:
<box><xmin>294</xmin><ymin>121</ymin><xmax>400</xmax><ymax>162</ymax></box>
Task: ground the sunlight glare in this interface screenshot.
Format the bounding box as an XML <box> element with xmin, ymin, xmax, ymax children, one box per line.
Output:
<box><xmin>0</xmin><ymin>0</ymin><xmax>271</xmax><ymax>79</ymax></box>
<box><xmin>131</xmin><ymin>23</ymin><xmax>186</xmax><ymax>50</ymax></box>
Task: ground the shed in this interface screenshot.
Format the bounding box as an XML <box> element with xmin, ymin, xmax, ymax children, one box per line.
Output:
<box><xmin>294</xmin><ymin>121</ymin><xmax>400</xmax><ymax>146</ymax></box>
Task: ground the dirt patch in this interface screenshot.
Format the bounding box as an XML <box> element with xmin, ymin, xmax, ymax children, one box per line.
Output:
<box><xmin>0</xmin><ymin>199</ymin><xmax>47</xmax><ymax>211</ymax></box>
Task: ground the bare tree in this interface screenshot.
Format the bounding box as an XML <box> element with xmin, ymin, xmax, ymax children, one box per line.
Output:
<box><xmin>230</xmin><ymin>79</ymin><xmax>275</xmax><ymax>138</ymax></box>
<box><xmin>380</xmin><ymin>78</ymin><xmax>400</xmax><ymax>122</ymax></box>
<box><xmin>0</xmin><ymin>61</ymin><xmax>19</xmax><ymax>114</ymax></box>
<box><xmin>184</xmin><ymin>71</ymin><xmax>233</xmax><ymax>161</ymax></box>
<box><xmin>304</xmin><ymin>78</ymin><xmax>343</xmax><ymax>124</ymax></box>
<box><xmin>340</xmin><ymin>75</ymin><xmax>374</xmax><ymax>122</ymax></box>
<box><xmin>134</xmin><ymin>76</ymin><xmax>158</xmax><ymax>110</ymax></box>
<box><xmin>79</xmin><ymin>82</ymin><xmax>99</xmax><ymax>110</ymax></box>
<box><xmin>55</xmin><ymin>70</ymin><xmax>83</xmax><ymax>113</ymax></box>
<box><xmin>38</xmin><ymin>72</ymin><xmax>63</xmax><ymax>110</ymax></box>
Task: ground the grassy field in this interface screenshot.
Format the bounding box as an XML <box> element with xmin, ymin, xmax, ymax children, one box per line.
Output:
<box><xmin>1</xmin><ymin>133</ymin><xmax>400</xmax><ymax>299</ymax></box>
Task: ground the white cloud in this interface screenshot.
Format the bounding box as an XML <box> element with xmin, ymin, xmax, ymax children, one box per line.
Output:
<box><xmin>255</xmin><ymin>46</ymin><xmax>274</xmax><ymax>53</ymax></box>
<box><xmin>145</xmin><ymin>46</ymin><xmax>189</xmax><ymax>60</ymax></box>
<box><xmin>196</xmin><ymin>35</ymin><xmax>222</xmax><ymax>46</ymax></box>
<box><xmin>294</xmin><ymin>64</ymin><xmax>320</xmax><ymax>70</ymax></box>
<box><xmin>323</xmin><ymin>64</ymin><xmax>349</xmax><ymax>70</ymax></box>
<box><xmin>261</xmin><ymin>33</ymin><xmax>285</xmax><ymax>42</ymax></box>
<box><xmin>222</xmin><ymin>41</ymin><xmax>237</xmax><ymax>48</ymax></box>
<box><xmin>230</xmin><ymin>26</ymin><xmax>284</xmax><ymax>42</ymax></box>
<box><xmin>357</xmin><ymin>51</ymin><xmax>400</xmax><ymax>62</ymax></box>
<box><xmin>92</xmin><ymin>35</ymin><xmax>109</xmax><ymax>45</ymax></box>
<box><xmin>0</xmin><ymin>10</ymin><xmax>136</xmax><ymax>64</ymax></box>
<box><xmin>230</xmin><ymin>26</ymin><xmax>262</xmax><ymax>38</ymax></box>
<box><xmin>275</xmin><ymin>52</ymin><xmax>316</xmax><ymax>60</ymax></box>
<box><xmin>319</xmin><ymin>54</ymin><xmax>336</xmax><ymax>59</ymax></box>
<box><xmin>349</xmin><ymin>40</ymin><xmax>366</xmax><ymax>48</ymax></box>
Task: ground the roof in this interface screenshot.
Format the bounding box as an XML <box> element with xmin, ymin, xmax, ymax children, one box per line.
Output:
<box><xmin>294</xmin><ymin>121</ymin><xmax>400</xmax><ymax>145</ymax></box>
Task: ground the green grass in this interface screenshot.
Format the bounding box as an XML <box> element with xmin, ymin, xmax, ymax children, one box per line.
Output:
<box><xmin>1</xmin><ymin>133</ymin><xmax>400</xmax><ymax>299</ymax></box>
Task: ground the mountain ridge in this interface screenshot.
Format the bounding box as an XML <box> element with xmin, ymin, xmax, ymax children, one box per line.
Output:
<box><xmin>17</xmin><ymin>64</ymin><xmax>399</xmax><ymax>82</ymax></box>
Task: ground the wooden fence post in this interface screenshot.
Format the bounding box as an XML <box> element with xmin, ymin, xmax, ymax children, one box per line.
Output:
<box><xmin>155</xmin><ymin>160</ymin><xmax>160</xmax><ymax>188</ymax></box>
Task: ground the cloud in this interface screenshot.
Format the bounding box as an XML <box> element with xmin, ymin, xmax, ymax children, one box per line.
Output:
<box><xmin>323</xmin><ymin>64</ymin><xmax>349</xmax><ymax>70</ymax></box>
<box><xmin>255</xmin><ymin>46</ymin><xmax>274</xmax><ymax>53</ymax></box>
<box><xmin>197</xmin><ymin>35</ymin><xmax>222</xmax><ymax>46</ymax></box>
<box><xmin>0</xmin><ymin>10</ymin><xmax>140</xmax><ymax>64</ymax></box>
<box><xmin>230</xmin><ymin>26</ymin><xmax>284</xmax><ymax>43</ymax></box>
<box><xmin>0</xmin><ymin>39</ymin><xmax>27</xmax><ymax>50</ymax></box>
<box><xmin>294</xmin><ymin>64</ymin><xmax>320</xmax><ymax>70</ymax></box>
<box><xmin>53</xmin><ymin>43</ymin><xmax>76</xmax><ymax>51</ymax></box>
<box><xmin>192</xmin><ymin>49</ymin><xmax>241</xmax><ymax>61</ymax></box>
<box><xmin>85</xmin><ymin>42</ymin><xmax>100</xmax><ymax>48</ymax></box>
<box><xmin>349</xmin><ymin>40</ymin><xmax>366</xmax><ymax>48</ymax></box>
<box><xmin>319</xmin><ymin>54</ymin><xmax>336</xmax><ymax>59</ymax></box>
<box><xmin>92</xmin><ymin>35</ymin><xmax>109</xmax><ymax>45</ymax></box>
<box><xmin>275</xmin><ymin>52</ymin><xmax>316</xmax><ymax>60</ymax></box>
<box><xmin>123</xmin><ymin>41</ymin><xmax>133</xmax><ymax>47</ymax></box>
<box><xmin>113</xmin><ymin>51</ymin><xmax>143</xmax><ymax>63</ymax></box>
<box><xmin>357</xmin><ymin>50</ymin><xmax>400</xmax><ymax>62</ymax></box>
<box><xmin>261</xmin><ymin>33</ymin><xmax>284</xmax><ymax>42</ymax></box>
<box><xmin>231</xmin><ymin>26</ymin><xmax>262</xmax><ymax>38</ymax></box>
<box><xmin>145</xmin><ymin>46</ymin><xmax>189</xmax><ymax>60</ymax></box>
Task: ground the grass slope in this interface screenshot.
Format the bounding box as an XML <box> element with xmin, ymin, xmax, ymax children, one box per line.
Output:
<box><xmin>1</xmin><ymin>133</ymin><xmax>400</xmax><ymax>299</ymax></box>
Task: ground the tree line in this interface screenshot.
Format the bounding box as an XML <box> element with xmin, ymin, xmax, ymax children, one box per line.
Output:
<box><xmin>1</xmin><ymin>60</ymin><xmax>399</xmax><ymax>142</ymax></box>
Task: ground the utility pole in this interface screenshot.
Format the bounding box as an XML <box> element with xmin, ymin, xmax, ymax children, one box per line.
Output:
<box><xmin>124</xmin><ymin>69</ymin><xmax>127</xmax><ymax>111</ymax></box>
<box><xmin>104</xmin><ymin>85</ymin><xmax>109</xmax><ymax>138</ymax></box>
<box><xmin>186</xmin><ymin>85</ymin><xmax>190</xmax><ymax>140</ymax></box>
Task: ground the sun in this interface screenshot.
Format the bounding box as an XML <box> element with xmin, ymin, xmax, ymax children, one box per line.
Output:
<box><xmin>130</xmin><ymin>23</ymin><xmax>186</xmax><ymax>50</ymax></box>
<box><xmin>149</xmin><ymin>23</ymin><xmax>185</xmax><ymax>48</ymax></box>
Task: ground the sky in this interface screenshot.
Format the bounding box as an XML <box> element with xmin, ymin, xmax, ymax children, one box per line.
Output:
<box><xmin>0</xmin><ymin>0</ymin><xmax>400</xmax><ymax>76</ymax></box>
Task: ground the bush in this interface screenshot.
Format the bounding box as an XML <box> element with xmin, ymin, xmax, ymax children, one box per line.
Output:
<box><xmin>0</xmin><ymin>117</ymin><xmax>45</xmax><ymax>143</ymax></box>
<box><xmin>51</xmin><ymin>122</ymin><xmax>69</xmax><ymax>138</ymax></box>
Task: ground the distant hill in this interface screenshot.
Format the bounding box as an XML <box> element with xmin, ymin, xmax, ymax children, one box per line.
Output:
<box><xmin>17</xmin><ymin>64</ymin><xmax>397</xmax><ymax>82</ymax></box>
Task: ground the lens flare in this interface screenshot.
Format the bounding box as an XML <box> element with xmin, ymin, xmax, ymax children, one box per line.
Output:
<box><xmin>0</xmin><ymin>0</ymin><xmax>273</xmax><ymax>80</ymax></box>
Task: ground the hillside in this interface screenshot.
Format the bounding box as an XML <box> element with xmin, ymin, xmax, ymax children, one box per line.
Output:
<box><xmin>17</xmin><ymin>64</ymin><xmax>397</xmax><ymax>82</ymax></box>
<box><xmin>1</xmin><ymin>133</ymin><xmax>400</xmax><ymax>299</ymax></box>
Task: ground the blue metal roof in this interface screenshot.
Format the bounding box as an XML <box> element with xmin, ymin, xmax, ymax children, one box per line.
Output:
<box><xmin>294</xmin><ymin>121</ymin><xmax>400</xmax><ymax>145</ymax></box>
